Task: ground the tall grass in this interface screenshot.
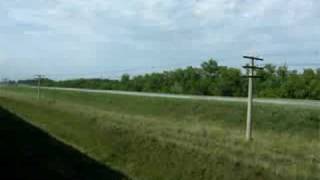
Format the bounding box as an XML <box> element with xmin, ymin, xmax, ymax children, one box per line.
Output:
<box><xmin>0</xmin><ymin>86</ymin><xmax>319</xmax><ymax>179</ymax></box>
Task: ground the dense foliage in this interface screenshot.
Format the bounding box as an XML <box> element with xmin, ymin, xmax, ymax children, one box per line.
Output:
<box><xmin>18</xmin><ymin>59</ymin><xmax>320</xmax><ymax>100</ymax></box>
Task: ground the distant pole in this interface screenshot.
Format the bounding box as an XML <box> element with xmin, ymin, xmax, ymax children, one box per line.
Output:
<box><xmin>246</xmin><ymin>59</ymin><xmax>254</xmax><ymax>141</ymax></box>
<box><xmin>243</xmin><ymin>56</ymin><xmax>264</xmax><ymax>141</ymax></box>
<box><xmin>38</xmin><ymin>77</ymin><xmax>41</xmax><ymax>99</ymax></box>
<box><xmin>35</xmin><ymin>75</ymin><xmax>45</xmax><ymax>100</ymax></box>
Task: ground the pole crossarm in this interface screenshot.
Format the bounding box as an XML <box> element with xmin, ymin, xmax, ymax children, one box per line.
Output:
<box><xmin>243</xmin><ymin>56</ymin><xmax>264</xmax><ymax>61</ymax></box>
<box><xmin>242</xmin><ymin>65</ymin><xmax>264</xmax><ymax>70</ymax></box>
<box><xmin>34</xmin><ymin>75</ymin><xmax>45</xmax><ymax>79</ymax></box>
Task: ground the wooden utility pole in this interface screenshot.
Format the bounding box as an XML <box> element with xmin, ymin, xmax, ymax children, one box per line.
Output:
<box><xmin>35</xmin><ymin>75</ymin><xmax>45</xmax><ymax>100</ymax></box>
<box><xmin>243</xmin><ymin>56</ymin><xmax>264</xmax><ymax>141</ymax></box>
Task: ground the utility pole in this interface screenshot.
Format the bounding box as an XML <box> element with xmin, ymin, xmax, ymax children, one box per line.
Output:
<box><xmin>243</xmin><ymin>56</ymin><xmax>264</xmax><ymax>141</ymax></box>
<box><xmin>35</xmin><ymin>75</ymin><xmax>45</xmax><ymax>100</ymax></box>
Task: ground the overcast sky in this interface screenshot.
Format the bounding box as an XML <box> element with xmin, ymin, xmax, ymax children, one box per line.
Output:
<box><xmin>0</xmin><ymin>0</ymin><xmax>319</xmax><ymax>80</ymax></box>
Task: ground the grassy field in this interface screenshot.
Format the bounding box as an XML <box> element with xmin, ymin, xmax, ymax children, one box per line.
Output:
<box><xmin>0</xmin><ymin>86</ymin><xmax>319</xmax><ymax>180</ymax></box>
<box><xmin>0</xmin><ymin>107</ymin><xmax>128</xmax><ymax>180</ymax></box>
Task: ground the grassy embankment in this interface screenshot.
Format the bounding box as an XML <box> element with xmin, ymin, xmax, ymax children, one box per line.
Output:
<box><xmin>0</xmin><ymin>86</ymin><xmax>319</xmax><ymax>180</ymax></box>
<box><xmin>0</xmin><ymin>107</ymin><xmax>128</xmax><ymax>180</ymax></box>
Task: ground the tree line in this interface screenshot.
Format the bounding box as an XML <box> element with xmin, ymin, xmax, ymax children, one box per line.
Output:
<box><xmin>18</xmin><ymin>59</ymin><xmax>320</xmax><ymax>100</ymax></box>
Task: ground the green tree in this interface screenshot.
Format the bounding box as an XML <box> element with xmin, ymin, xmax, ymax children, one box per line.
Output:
<box><xmin>201</xmin><ymin>59</ymin><xmax>219</xmax><ymax>77</ymax></box>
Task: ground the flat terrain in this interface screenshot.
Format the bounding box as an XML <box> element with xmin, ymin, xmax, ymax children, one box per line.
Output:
<box><xmin>0</xmin><ymin>86</ymin><xmax>319</xmax><ymax>180</ymax></box>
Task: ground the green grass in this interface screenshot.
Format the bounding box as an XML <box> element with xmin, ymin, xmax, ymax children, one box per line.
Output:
<box><xmin>0</xmin><ymin>107</ymin><xmax>128</xmax><ymax>180</ymax></box>
<box><xmin>0</xmin><ymin>86</ymin><xmax>319</xmax><ymax>180</ymax></box>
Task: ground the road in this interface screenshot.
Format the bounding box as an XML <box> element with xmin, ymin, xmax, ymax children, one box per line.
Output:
<box><xmin>25</xmin><ymin>86</ymin><xmax>320</xmax><ymax>108</ymax></box>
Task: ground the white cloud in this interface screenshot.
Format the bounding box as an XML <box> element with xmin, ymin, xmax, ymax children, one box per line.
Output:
<box><xmin>0</xmin><ymin>56</ymin><xmax>5</xmax><ymax>64</ymax></box>
<box><xmin>0</xmin><ymin>0</ymin><xmax>319</xmax><ymax>78</ymax></box>
<box><xmin>135</xmin><ymin>0</ymin><xmax>178</xmax><ymax>28</ymax></box>
<box><xmin>285</xmin><ymin>0</ymin><xmax>316</xmax><ymax>25</ymax></box>
<box><xmin>192</xmin><ymin>0</ymin><xmax>318</xmax><ymax>26</ymax></box>
<box><xmin>6</xmin><ymin>0</ymin><xmax>184</xmax><ymax>44</ymax></box>
<box><xmin>193</xmin><ymin>0</ymin><xmax>238</xmax><ymax>21</ymax></box>
<box><xmin>8</xmin><ymin>6</ymin><xmax>97</xmax><ymax>39</ymax></box>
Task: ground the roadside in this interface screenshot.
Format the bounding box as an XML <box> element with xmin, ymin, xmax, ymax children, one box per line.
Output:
<box><xmin>22</xmin><ymin>85</ymin><xmax>320</xmax><ymax>108</ymax></box>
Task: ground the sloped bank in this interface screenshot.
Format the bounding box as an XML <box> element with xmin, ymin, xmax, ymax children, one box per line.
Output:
<box><xmin>0</xmin><ymin>97</ymin><xmax>293</xmax><ymax>180</ymax></box>
<box><xmin>0</xmin><ymin>107</ymin><xmax>129</xmax><ymax>180</ymax></box>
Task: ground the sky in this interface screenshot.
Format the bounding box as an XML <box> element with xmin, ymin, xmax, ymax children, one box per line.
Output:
<box><xmin>0</xmin><ymin>0</ymin><xmax>319</xmax><ymax>80</ymax></box>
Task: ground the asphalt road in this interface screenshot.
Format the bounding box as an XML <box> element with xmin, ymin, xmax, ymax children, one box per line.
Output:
<box><xmin>25</xmin><ymin>86</ymin><xmax>320</xmax><ymax>108</ymax></box>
